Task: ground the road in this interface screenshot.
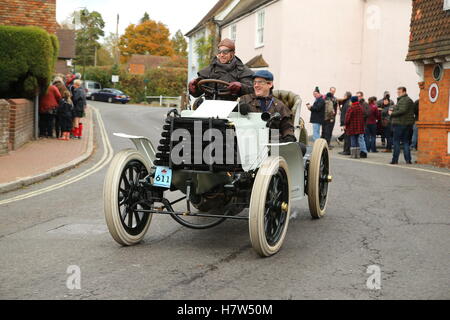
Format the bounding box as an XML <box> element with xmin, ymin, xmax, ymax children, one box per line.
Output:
<box><xmin>0</xmin><ymin>101</ymin><xmax>449</xmax><ymax>300</ymax></box>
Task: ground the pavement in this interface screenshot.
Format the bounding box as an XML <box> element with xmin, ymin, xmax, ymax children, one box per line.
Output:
<box><xmin>0</xmin><ymin>101</ymin><xmax>449</xmax><ymax>300</ymax></box>
<box><xmin>0</xmin><ymin>106</ymin><xmax>94</xmax><ymax>194</ymax></box>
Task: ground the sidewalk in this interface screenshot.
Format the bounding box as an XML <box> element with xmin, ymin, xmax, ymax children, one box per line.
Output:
<box><xmin>328</xmin><ymin>139</ymin><xmax>450</xmax><ymax>175</ymax></box>
<box><xmin>0</xmin><ymin>106</ymin><xmax>94</xmax><ymax>194</ymax></box>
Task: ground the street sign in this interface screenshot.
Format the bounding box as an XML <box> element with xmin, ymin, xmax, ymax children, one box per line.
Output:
<box><xmin>112</xmin><ymin>75</ymin><xmax>119</xmax><ymax>83</ymax></box>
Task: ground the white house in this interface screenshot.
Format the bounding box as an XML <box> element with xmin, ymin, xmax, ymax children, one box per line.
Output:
<box><xmin>187</xmin><ymin>0</ymin><xmax>420</xmax><ymax>134</ymax></box>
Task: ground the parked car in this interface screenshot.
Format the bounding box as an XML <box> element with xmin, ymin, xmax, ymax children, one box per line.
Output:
<box><xmin>91</xmin><ymin>88</ymin><xmax>131</xmax><ymax>104</ymax></box>
<box><xmin>83</xmin><ymin>81</ymin><xmax>102</xmax><ymax>99</ymax></box>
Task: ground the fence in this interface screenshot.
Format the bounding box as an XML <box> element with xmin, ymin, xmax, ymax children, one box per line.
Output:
<box><xmin>146</xmin><ymin>96</ymin><xmax>182</xmax><ymax>108</ymax></box>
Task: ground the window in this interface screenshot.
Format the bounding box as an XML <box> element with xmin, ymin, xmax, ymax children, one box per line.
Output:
<box><xmin>230</xmin><ymin>24</ymin><xmax>237</xmax><ymax>41</ymax></box>
<box><xmin>256</xmin><ymin>10</ymin><xmax>265</xmax><ymax>47</ymax></box>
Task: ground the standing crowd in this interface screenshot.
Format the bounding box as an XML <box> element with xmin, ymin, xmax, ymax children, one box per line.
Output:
<box><xmin>307</xmin><ymin>86</ymin><xmax>419</xmax><ymax>165</ymax></box>
<box><xmin>38</xmin><ymin>73</ymin><xmax>87</xmax><ymax>141</ymax></box>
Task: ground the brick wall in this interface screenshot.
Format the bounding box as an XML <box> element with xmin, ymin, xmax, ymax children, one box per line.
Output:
<box><xmin>0</xmin><ymin>100</ymin><xmax>10</xmax><ymax>155</ymax></box>
<box><xmin>416</xmin><ymin>64</ymin><xmax>450</xmax><ymax>168</ymax></box>
<box><xmin>8</xmin><ymin>99</ymin><xmax>35</xmax><ymax>151</ymax></box>
<box><xmin>0</xmin><ymin>0</ymin><xmax>57</xmax><ymax>34</ymax></box>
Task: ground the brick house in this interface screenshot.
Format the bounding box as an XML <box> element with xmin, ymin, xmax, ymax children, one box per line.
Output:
<box><xmin>55</xmin><ymin>27</ymin><xmax>76</xmax><ymax>75</ymax></box>
<box><xmin>0</xmin><ymin>0</ymin><xmax>58</xmax><ymax>155</ymax></box>
<box><xmin>406</xmin><ymin>0</ymin><xmax>450</xmax><ymax>168</ymax></box>
<box><xmin>0</xmin><ymin>0</ymin><xmax>57</xmax><ymax>34</ymax></box>
<box><xmin>127</xmin><ymin>54</ymin><xmax>171</xmax><ymax>75</ymax></box>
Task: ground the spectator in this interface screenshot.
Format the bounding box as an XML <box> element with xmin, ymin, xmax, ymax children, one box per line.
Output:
<box><xmin>52</xmin><ymin>77</ymin><xmax>69</xmax><ymax>139</ymax></box>
<box><xmin>338</xmin><ymin>91</ymin><xmax>352</xmax><ymax>155</ymax></box>
<box><xmin>307</xmin><ymin>87</ymin><xmax>325</xmax><ymax>142</ymax></box>
<box><xmin>345</xmin><ymin>96</ymin><xmax>365</xmax><ymax>159</ymax></box>
<box><xmin>389</xmin><ymin>87</ymin><xmax>415</xmax><ymax>165</ymax></box>
<box><xmin>356</xmin><ymin>91</ymin><xmax>369</xmax><ymax>158</ymax></box>
<box><xmin>72</xmin><ymin>80</ymin><xmax>87</xmax><ymax>139</ymax></box>
<box><xmin>322</xmin><ymin>87</ymin><xmax>338</xmax><ymax>148</ymax></box>
<box><xmin>57</xmin><ymin>90</ymin><xmax>74</xmax><ymax>141</ymax></box>
<box><xmin>39</xmin><ymin>83</ymin><xmax>62</xmax><ymax>138</ymax></box>
<box><xmin>365</xmin><ymin>97</ymin><xmax>381</xmax><ymax>153</ymax></box>
<box><xmin>377</xmin><ymin>91</ymin><xmax>394</xmax><ymax>147</ymax></box>
<box><xmin>381</xmin><ymin>98</ymin><xmax>394</xmax><ymax>152</ymax></box>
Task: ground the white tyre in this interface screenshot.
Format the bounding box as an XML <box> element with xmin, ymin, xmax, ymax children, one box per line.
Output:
<box><xmin>308</xmin><ymin>139</ymin><xmax>331</xmax><ymax>219</ymax></box>
<box><xmin>104</xmin><ymin>149</ymin><xmax>153</xmax><ymax>246</ymax></box>
<box><xmin>249</xmin><ymin>156</ymin><xmax>291</xmax><ymax>257</ymax></box>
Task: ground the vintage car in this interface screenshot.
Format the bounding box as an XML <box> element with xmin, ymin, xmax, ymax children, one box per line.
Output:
<box><xmin>103</xmin><ymin>79</ymin><xmax>332</xmax><ymax>257</ymax></box>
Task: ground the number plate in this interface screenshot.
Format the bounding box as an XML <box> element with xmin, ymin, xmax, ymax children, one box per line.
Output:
<box><xmin>153</xmin><ymin>166</ymin><xmax>172</xmax><ymax>188</ymax></box>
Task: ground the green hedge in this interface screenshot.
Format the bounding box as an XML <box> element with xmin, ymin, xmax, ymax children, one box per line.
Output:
<box><xmin>0</xmin><ymin>26</ymin><xmax>59</xmax><ymax>99</ymax></box>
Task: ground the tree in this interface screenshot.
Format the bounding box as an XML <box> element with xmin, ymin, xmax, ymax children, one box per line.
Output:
<box><xmin>96</xmin><ymin>46</ymin><xmax>114</xmax><ymax>66</ymax></box>
<box><xmin>119</xmin><ymin>19</ymin><xmax>174</xmax><ymax>62</ymax></box>
<box><xmin>103</xmin><ymin>32</ymin><xmax>119</xmax><ymax>64</ymax></box>
<box><xmin>171</xmin><ymin>30</ymin><xmax>188</xmax><ymax>58</ymax></box>
<box><xmin>141</xmin><ymin>12</ymin><xmax>150</xmax><ymax>23</ymax></box>
<box><xmin>195</xmin><ymin>34</ymin><xmax>215</xmax><ymax>69</ymax></box>
<box><xmin>74</xmin><ymin>9</ymin><xmax>105</xmax><ymax>68</ymax></box>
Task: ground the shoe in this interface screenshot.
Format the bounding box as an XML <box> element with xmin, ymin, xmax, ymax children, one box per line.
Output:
<box><xmin>390</xmin><ymin>161</ymin><xmax>398</xmax><ymax>165</ymax></box>
<box><xmin>356</xmin><ymin>148</ymin><xmax>361</xmax><ymax>159</ymax></box>
<box><xmin>360</xmin><ymin>152</ymin><xmax>367</xmax><ymax>159</ymax></box>
<box><xmin>339</xmin><ymin>151</ymin><xmax>351</xmax><ymax>156</ymax></box>
<box><xmin>406</xmin><ymin>161</ymin><xmax>412</xmax><ymax>165</ymax></box>
<box><xmin>382</xmin><ymin>149</ymin><xmax>392</xmax><ymax>153</ymax></box>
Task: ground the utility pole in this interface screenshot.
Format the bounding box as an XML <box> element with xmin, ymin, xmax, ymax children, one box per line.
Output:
<box><xmin>115</xmin><ymin>14</ymin><xmax>120</xmax><ymax>65</ymax></box>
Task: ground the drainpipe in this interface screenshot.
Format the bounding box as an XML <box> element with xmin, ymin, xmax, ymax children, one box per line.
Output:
<box><xmin>34</xmin><ymin>94</ymin><xmax>39</xmax><ymax>140</ymax></box>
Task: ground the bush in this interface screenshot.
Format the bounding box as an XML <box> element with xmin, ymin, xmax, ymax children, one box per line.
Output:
<box><xmin>0</xmin><ymin>26</ymin><xmax>59</xmax><ymax>98</ymax></box>
<box><xmin>144</xmin><ymin>67</ymin><xmax>187</xmax><ymax>97</ymax></box>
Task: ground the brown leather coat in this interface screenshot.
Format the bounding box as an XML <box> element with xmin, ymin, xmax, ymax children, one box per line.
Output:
<box><xmin>240</xmin><ymin>94</ymin><xmax>295</xmax><ymax>138</ymax></box>
<box><xmin>193</xmin><ymin>56</ymin><xmax>254</xmax><ymax>101</ymax></box>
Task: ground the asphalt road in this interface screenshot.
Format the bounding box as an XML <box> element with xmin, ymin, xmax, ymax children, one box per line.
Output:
<box><xmin>0</xmin><ymin>101</ymin><xmax>449</xmax><ymax>300</ymax></box>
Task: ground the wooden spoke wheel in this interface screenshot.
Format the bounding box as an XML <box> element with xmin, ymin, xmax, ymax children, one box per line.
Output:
<box><xmin>308</xmin><ymin>139</ymin><xmax>331</xmax><ymax>219</ymax></box>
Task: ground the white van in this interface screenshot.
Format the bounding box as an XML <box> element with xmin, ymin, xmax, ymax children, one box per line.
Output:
<box><xmin>83</xmin><ymin>81</ymin><xmax>102</xmax><ymax>99</ymax></box>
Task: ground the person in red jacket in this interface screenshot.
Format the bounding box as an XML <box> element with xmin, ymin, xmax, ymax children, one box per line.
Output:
<box><xmin>345</xmin><ymin>96</ymin><xmax>365</xmax><ymax>159</ymax></box>
<box><xmin>365</xmin><ymin>96</ymin><xmax>381</xmax><ymax>153</ymax></box>
<box><xmin>39</xmin><ymin>84</ymin><xmax>62</xmax><ymax>138</ymax></box>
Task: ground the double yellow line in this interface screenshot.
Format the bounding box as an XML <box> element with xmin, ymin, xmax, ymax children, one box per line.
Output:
<box><xmin>0</xmin><ymin>107</ymin><xmax>114</xmax><ymax>206</ymax></box>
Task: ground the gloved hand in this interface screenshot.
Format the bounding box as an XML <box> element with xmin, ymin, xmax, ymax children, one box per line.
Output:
<box><xmin>228</xmin><ymin>82</ymin><xmax>242</xmax><ymax>95</ymax></box>
<box><xmin>280</xmin><ymin>134</ymin><xmax>297</xmax><ymax>143</ymax></box>
<box><xmin>189</xmin><ymin>78</ymin><xmax>200</xmax><ymax>95</ymax></box>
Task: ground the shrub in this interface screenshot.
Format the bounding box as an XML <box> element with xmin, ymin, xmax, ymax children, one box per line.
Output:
<box><xmin>0</xmin><ymin>26</ymin><xmax>59</xmax><ymax>98</ymax></box>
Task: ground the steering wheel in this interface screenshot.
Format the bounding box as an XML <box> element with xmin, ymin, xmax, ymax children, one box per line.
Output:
<box><xmin>197</xmin><ymin>79</ymin><xmax>231</xmax><ymax>98</ymax></box>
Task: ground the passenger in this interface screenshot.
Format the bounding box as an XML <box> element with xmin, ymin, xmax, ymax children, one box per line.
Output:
<box><xmin>239</xmin><ymin>70</ymin><xmax>297</xmax><ymax>144</ymax></box>
<box><xmin>189</xmin><ymin>38</ymin><xmax>254</xmax><ymax>101</ymax></box>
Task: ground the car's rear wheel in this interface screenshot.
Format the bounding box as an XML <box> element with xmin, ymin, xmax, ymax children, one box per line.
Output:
<box><xmin>108</xmin><ymin>97</ymin><xmax>113</xmax><ymax>103</ymax></box>
<box><xmin>249</xmin><ymin>156</ymin><xmax>291</xmax><ymax>257</ymax></box>
<box><xmin>91</xmin><ymin>95</ymin><xmax>95</xmax><ymax>101</ymax></box>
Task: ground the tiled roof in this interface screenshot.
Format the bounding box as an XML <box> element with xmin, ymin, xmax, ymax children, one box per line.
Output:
<box><xmin>220</xmin><ymin>0</ymin><xmax>276</xmax><ymax>27</ymax></box>
<box><xmin>56</xmin><ymin>28</ymin><xmax>76</xmax><ymax>59</ymax></box>
<box><xmin>127</xmin><ymin>54</ymin><xmax>171</xmax><ymax>69</ymax></box>
<box><xmin>185</xmin><ymin>0</ymin><xmax>232</xmax><ymax>36</ymax></box>
<box><xmin>245</xmin><ymin>54</ymin><xmax>269</xmax><ymax>68</ymax></box>
<box><xmin>407</xmin><ymin>0</ymin><xmax>450</xmax><ymax>61</ymax></box>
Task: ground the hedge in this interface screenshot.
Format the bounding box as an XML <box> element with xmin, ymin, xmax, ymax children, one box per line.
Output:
<box><xmin>0</xmin><ymin>26</ymin><xmax>59</xmax><ymax>99</ymax></box>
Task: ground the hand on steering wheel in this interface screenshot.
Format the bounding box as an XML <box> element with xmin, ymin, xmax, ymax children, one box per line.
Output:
<box><xmin>197</xmin><ymin>79</ymin><xmax>232</xmax><ymax>98</ymax></box>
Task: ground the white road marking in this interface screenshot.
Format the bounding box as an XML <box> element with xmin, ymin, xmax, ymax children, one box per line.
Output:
<box><xmin>333</xmin><ymin>156</ymin><xmax>450</xmax><ymax>177</ymax></box>
<box><xmin>0</xmin><ymin>107</ymin><xmax>114</xmax><ymax>206</ymax></box>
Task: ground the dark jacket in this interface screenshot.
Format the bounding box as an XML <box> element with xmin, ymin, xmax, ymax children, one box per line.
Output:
<box><xmin>240</xmin><ymin>94</ymin><xmax>294</xmax><ymax>137</ymax></box>
<box><xmin>340</xmin><ymin>98</ymin><xmax>351</xmax><ymax>127</ymax></box>
<box><xmin>57</xmin><ymin>98</ymin><xmax>73</xmax><ymax>119</ymax></box>
<box><xmin>310</xmin><ymin>96</ymin><xmax>325</xmax><ymax>125</ymax></box>
<box><xmin>73</xmin><ymin>87</ymin><xmax>86</xmax><ymax>117</ymax></box>
<box><xmin>193</xmin><ymin>56</ymin><xmax>254</xmax><ymax>101</ymax></box>
<box><xmin>359</xmin><ymin>99</ymin><xmax>370</xmax><ymax>124</ymax></box>
<box><xmin>345</xmin><ymin>102</ymin><xmax>365</xmax><ymax>135</ymax></box>
<box><xmin>391</xmin><ymin>94</ymin><xmax>415</xmax><ymax>126</ymax></box>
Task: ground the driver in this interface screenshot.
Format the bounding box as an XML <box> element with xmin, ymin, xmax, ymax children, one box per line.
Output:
<box><xmin>189</xmin><ymin>38</ymin><xmax>254</xmax><ymax>101</ymax></box>
<box><xmin>240</xmin><ymin>70</ymin><xmax>297</xmax><ymax>143</ymax></box>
